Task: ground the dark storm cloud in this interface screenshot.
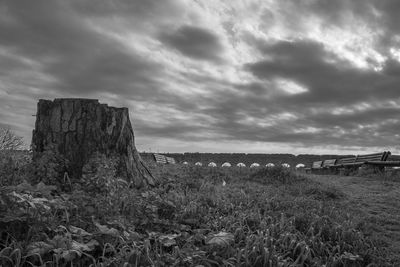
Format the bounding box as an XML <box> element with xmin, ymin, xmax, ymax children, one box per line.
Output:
<box><xmin>1</xmin><ymin>0</ymin><xmax>400</xmax><ymax>152</ymax></box>
<box><xmin>0</xmin><ymin>0</ymin><xmax>197</xmax><ymax>144</ymax></box>
<box><xmin>307</xmin><ymin>107</ymin><xmax>400</xmax><ymax>128</ymax></box>
<box><xmin>150</xmin><ymin>46</ymin><xmax>399</xmax><ymax>148</ymax></box>
<box><xmin>70</xmin><ymin>0</ymin><xmax>183</xmax><ymax>22</ymax></box>
<box><xmin>159</xmin><ymin>36</ymin><xmax>400</xmax><ymax>149</ymax></box>
<box><xmin>233</xmin><ymin>38</ymin><xmax>400</xmax><ymax>147</ymax></box>
<box><xmin>0</xmin><ymin>1</ymin><xmax>156</xmax><ymax>97</ymax></box>
<box><xmin>0</xmin><ymin>0</ymin><xmax>197</xmax><ymax>112</ymax></box>
<box><xmin>382</xmin><ymin>59</ymin><xmax>400</xmax><ymax>76</ymax></box>
<box><xmin>159</xmin><ymin>25</ymin><xmax>224</xmax><ymax>62</ymax></box>
<box><xmin>288</xmin><ymin>107</ymin><xmax>400</xmax><ymax>147</ymax></box>
<box><xmin>246</xmin><ymin>40</ymin><xmax>384</xmax><ymax>105</ymax></box>
<box><xmin>134</xmin><ymin>121</ymin><xmax>221</xmax><ymax>142</ymax></box>
<box><xmin>195</xmin><ymin>98</ymin><xmax>400</xmax><ymax>148</ymax></box>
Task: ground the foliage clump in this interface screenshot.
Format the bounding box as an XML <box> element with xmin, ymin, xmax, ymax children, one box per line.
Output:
<box><xmin>29</xmin><ymin>146</ymin><xmax>70</xmax><ymax>189</ymax></box>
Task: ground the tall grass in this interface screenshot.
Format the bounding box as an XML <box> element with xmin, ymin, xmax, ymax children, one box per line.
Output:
<box><xmin>0</xmin><ymin>155</ymin><xmax>394</xmax><ymax>266</ymax></box>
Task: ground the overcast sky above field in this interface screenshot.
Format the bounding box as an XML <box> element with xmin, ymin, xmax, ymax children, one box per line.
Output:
<box><xmin>1</xmin><ymin>0</ymin><xmax>400</xmax><ymax>154</ymax></box>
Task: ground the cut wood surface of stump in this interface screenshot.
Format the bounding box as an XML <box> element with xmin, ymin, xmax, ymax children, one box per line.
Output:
<box><xmin>31</xmin><ymin>98</ymin><xmax>155</xmax><ymax>188</ymax></box>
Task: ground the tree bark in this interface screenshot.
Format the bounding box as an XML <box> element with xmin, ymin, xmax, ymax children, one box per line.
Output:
<box><xmin>31</xmin><ymin>98</ymin><xmax>155</xmax><ymax>188</ymax></box>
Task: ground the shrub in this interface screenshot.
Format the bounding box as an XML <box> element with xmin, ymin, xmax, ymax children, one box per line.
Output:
<box><xmin>29</xmin><ymin>146</ymin><xmax>69</xmax><ymax>189</ymax></box>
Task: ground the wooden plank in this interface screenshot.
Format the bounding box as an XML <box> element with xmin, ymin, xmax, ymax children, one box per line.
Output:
<box><xmin>154</xmin><ymin>153</ymin><xmax>167</xmax><ymax>164</ymax></box>
<box><xmin>322</xmin><ymin>159</ymin><xmax>336</xmax><ymax>167</ymax></box>
<box><xmin>356</xmin><ymin>152</ymin><xmax>385</xmax><ymax>162</ymax></box>
<box><xmin>166</xmin><ymin>156</ymin><xmax>176</xmax><ymax>164</ymax></box>
<box><xmin>356</xmin><ymin>156</ymin><xmax>383</xmax><ymax>161</ymax></box>
<box><xmin>341</xmin><ymin>162</ymin><xmax>364</xmax><ymax>167</ymax></box>
<box><xmin>352</xmin><ymin>152</ymin><xmax>391</xmax><ymax>165</ymax></box>
<box><xmin>320</xmin><ymin>152</ymin><xmax>393</xmax><ymax>172</ymax></box>
<box><xmin>365</xmin><ymin>161</ymin><xmax>400</xmax><ymax>167</ymax></box>
<box><xmin>338</xmin><ymin>157</ymin><xmax>356</xmax><ymax>164</ymax></box>
<box><xmin>357</xmin><ymin>152</ymin><xmax>385</xmax><ymax>158</ymax></box>
<box><xmin>312</xmin><ymin>161</ymin><xmax>323</xmax><ymax>168</ymax></box>
<box><xmin>383</xmin><ymin>151</ymin><xmax>391</xmax><ymax>161</ymax></box>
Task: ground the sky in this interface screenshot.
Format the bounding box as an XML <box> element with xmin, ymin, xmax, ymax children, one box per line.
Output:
<box><xmin>1</xmin><ymin>0</ymin><xmax>400</xmax><ymax>154</ymax></box>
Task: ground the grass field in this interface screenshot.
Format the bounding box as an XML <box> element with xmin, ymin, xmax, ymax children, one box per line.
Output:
<box><xmin>1</xmin><ymin>154</ymin><xmax>399</xmax><ymax>266</ymax></box>
<box><xmin>306</xmin><ymin>173</ymin><xmax>400</xmax><ymax>263</ymax></box>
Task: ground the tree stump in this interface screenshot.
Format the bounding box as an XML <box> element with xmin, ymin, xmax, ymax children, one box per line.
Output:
<box><xmin>31</xmin><ymin>98</ymin><xmax>155</xmax><ymax>188</ymax></box>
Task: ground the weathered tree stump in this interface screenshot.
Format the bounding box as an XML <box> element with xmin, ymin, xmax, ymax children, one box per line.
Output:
<box><xmin>31</xmin><ymin>98</ymin><xmax>155</xmax><ymax>188</ymax></box>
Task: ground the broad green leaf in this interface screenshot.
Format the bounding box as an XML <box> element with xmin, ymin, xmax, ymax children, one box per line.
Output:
<box><xmin>69</xmin><ymin>225</ymin><xmax>92</xmax><ymax>237</ymax></box>
<box><xmin>159</xmin><ymin>234</ymin><xmax>180</xmax><ymax>247</ymax></box>
<box><xmin>71</xmin><ymin>240</ymin><xmax>98</xmax><ymax>252</ymax></box>
<box><xmin>26</xmin><ymin>241</ymin><xmax>54</xmax><ymax>256</ymax></box>
<box><xmin>206</xmin><ymin>232</ymin><xmax>234</xmax><ymax>247</ymax></box>
<box><xmin>94</xmin><ymin>222</ymin><xmax>120</xmax><ymax>236</ymax></box>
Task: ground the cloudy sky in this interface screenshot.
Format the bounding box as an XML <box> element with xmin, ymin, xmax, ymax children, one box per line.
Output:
<box><xmin>1</xmin><ymin>0</ymin><xmax>400</xmax><ymax>154</ymax></box>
